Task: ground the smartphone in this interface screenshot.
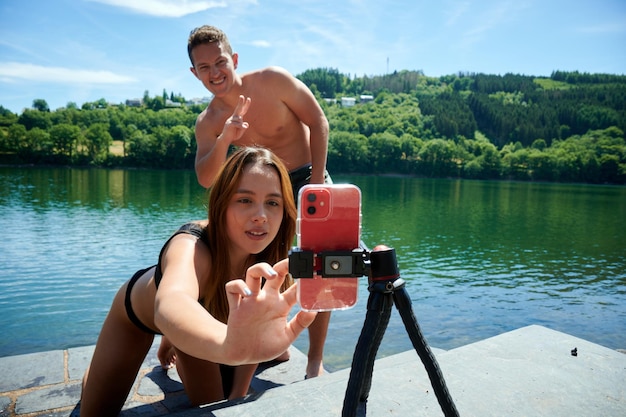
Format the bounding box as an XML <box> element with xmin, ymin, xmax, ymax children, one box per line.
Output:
<box><xmin>296</xmin><ymin>184</ymin><xmax>361</xmax><ymax>311</ymax></box>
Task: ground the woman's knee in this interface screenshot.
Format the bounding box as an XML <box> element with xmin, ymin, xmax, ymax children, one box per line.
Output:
<box><xmin>175</xmin><ymin>349</ymin><xmax>225</xmax><ymax>405</ymax></box>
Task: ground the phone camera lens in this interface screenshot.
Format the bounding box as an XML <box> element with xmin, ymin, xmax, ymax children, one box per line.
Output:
<box><xmin>307</xmin><ymin>193</ymin><xmax>316</xmax><ymax>202</ymax></box>
<box><xmin>307</xmin><ymin>206</ymin><xmax>316</xmax><ymax>215</ymax></box>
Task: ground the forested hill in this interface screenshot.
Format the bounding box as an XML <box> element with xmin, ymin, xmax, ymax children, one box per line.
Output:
<box><xmin>298</xmin><ymin>69</ymin><xmax>626</xmax><ymax>148</ymax></box>
<box><xmin>297</xmin><ymin>69</ymin><xmax>626</xmax><ymax>183</ymax></box>
<box><xmin>1</xmin><ymin>70</ymin><xmax>625</xmax><ymax>184</ymax></box>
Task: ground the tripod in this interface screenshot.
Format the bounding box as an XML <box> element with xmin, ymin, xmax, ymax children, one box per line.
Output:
<box><xmin>341</xmin><ymin>246</ymin><xmax>459</xmax><ymax>417</ymax></box>
<box><xmin>289</xmin><ymin>244</ymin><xmax>459</xmax><ymax>416</ymax></box>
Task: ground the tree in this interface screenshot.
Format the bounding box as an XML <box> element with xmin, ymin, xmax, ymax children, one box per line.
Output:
<box><xmin>24</xmin><ymin>127</ymin><xmax>53</xmax><ymax>158</ymax></box>
<box><xmin>528</xmin><ymin>149</ymin><xmax>556</xmax><ymax>181</ymax></box>
<box><xmin>398</xmin><ymin>133</ymin><xmax>423</xmax><ymax>174</ymax></box>
<box><xmin>598</xmin><ymin>154</ymin><xmax>620</xmax><ymax>183</ymax></box>
<box><xmin>418</xmin><ymin>139</ymin><xmax>459</xmax><ymax>177</ymax></box>
<box><xmin>531</xmin><ymin>138</ymin><xmax>547</xmax><ymax>151</ymax></box>
<box><xmin>159</xmin><ymin>125</ymin><xmax>192</xmax><ymax>166</ymax></box>
<box><xmin>464</xmin><ymin>141</ymin><xmax>501</xmax><ymax>179</ymax></box>
<box><xmin>126</xmin><ymin>130</ymin><xmax>157</xmax><ymax>166</ymax></box>
<box><xmin>5</xmin><ymin>123</ymin><xmax>27</xmax><ymax>153</ymax></box>
<box><xmin>49</xmin><ymin>123</ymin><xmax>81</xmax><ymax>159</ymax></box>
<box><xmin>327</xmin><ymin>131</ymin><xmax>369</xmax><ymax>173</ymax></box>
<box><xmin>0</xmin><ymin>105</ymin><xmax>18</xmax><ymax>127</ymax></box>
<box><xmin>84</xmin><ymin>123</ymin><xmax>113</xmax><ymax>163</ymax></box>
<box><xmin>367</xmin><ymin>132</ymin><xmax>403</xmax><ymax>173</ymax></box>
<box><xmin>18</xmin><ymin>109</ymin><xmax>52</xmax><ymax>131</ymax></box>
<box><xmin>32</xmin><ymin>99</ymin><xmax>50</xmax><ymax>112</ymax></box>
<box><xmin>297</xmin><ymin>68</ymin><xmax>343</xmax><ymax>97</ymax></box>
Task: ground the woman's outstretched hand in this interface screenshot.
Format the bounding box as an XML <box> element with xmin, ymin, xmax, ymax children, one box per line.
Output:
<box><xmin>225</xmin><ymin>259</ymin><xmax>317</xmax><ymax>364</ymax></box>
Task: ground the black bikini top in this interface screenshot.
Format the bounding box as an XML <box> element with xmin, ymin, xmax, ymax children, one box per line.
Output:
<box><xmin>154</xmin><ymin>223</ymin><xmax>209</xmax><ymax>288</ymax></box>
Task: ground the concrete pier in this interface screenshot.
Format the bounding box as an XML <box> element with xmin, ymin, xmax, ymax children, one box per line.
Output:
<box><xmin>1</xmin><ymin>325</ymin><xmax>624</xmax><ymax>416</ymax></box>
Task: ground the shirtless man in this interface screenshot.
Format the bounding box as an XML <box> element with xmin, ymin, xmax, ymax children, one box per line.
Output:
<box><xmin>187</xmin><ymin>25</ymin><xmax>331</xmax><ymax>378</ymax></box>
<box><xmin>189</xmin><ymin>25</ymin><xmax>330</xmax><ymax>191</ymax></box>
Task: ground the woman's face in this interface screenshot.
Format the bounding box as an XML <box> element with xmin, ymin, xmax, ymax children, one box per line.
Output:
<box><xmin>226</xmin><ymin>162</ymin><xmax>284</xmax><ymax>260</ymax></box>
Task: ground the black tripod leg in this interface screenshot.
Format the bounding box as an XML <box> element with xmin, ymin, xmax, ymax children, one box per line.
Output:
<box><xmin>342</xmin><ymin>290</ymin><xmax>393</xmax><ymax>417</ymax></box>
<box><xmin>393</xmin><ymin>286</ymin><xmax>460</xmax><ymax>417</ymax></box>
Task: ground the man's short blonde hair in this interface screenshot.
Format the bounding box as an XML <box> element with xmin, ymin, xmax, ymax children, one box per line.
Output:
<box><xmin>187</xmin><ymin>25</ymin><xmax>233</xmax><ymax>66</ymax></box>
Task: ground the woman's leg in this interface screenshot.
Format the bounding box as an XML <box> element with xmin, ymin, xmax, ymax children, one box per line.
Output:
<box><xmin>230</xmin><ymin>363</ymin><xmax>258</xmax><ymax>399</ymax></box>
<box><xmin>306</xmin><ymin>310</ymin><xmax>330</xmax><ymax>378</ymax></box>
<box><xmin>80</xmin><ymin>283</ymin><xmax>155</xmax><ymax>417</ymax></box>
<box><xmin>175</xmin><ymin>353</ymin><xmax>256</xmax><ymax>404</ymax></box>
<box><xmin>174</xmin><ymin>348</ymin><xmax>226</xmax><ymax>406</ymax></box>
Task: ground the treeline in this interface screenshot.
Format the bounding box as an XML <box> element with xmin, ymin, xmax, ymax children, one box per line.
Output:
<box><xmin>0</xmin><ymin>70</ymin><xmax>625</xmax><ymax>184</ymax></box>
<box><xmin>300</xmin><ymin>69</ymin><xmax>626</xmax><ymax>183</ymax></box>
<box><xmin>299</xmin><ymin>69</ymin><xmax>626</xmax><ymax>147</ymax></box>
<box><xmin>0</xmin><ymin>94</ymin><xmax>201</xmax><ymax>168</ymax></box>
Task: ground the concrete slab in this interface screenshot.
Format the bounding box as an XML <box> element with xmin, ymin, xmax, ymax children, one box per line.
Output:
<box><xmin>0</xmin><ymin>350</ymin><xmax>65</xmax><ymax>392</ymax></box>
<box><xmin>438</xmin><ymin>324</ymin><xmax>626</xmax><ymax>416</ymax></box>
<box><xmin>0</xmin><ymin>326</ymin><xmax>624</xmax><ymax>416</ymax></box>
<box><xmin>15</xmin><ymin>382</ymin><xmax>81</xmax><ymax>415</ymax></box>
<box><xmin>168</xmin><ymin>325</ymin><xmax>626</xmax><ymax>417</ymax></box>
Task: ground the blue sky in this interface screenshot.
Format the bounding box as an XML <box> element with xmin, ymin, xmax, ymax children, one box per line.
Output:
<box><xmin>1</xmin><ymin>0</ymin><xmax>625</xmax><ymax>114</ymax></box>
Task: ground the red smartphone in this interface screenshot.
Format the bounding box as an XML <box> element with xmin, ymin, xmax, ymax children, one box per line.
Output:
<box><xmin>296</xmin><ymin>184</ymin><xmax>361</xmax><ymax>311</ymax></box>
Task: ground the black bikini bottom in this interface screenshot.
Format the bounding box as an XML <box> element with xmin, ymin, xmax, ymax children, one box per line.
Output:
<box><xmin>125</xmin><ymin>266</ymin><xmax>160</xmax><ymax>335</ymax></box>
<box><xmin>124</xmin><ymin>266</ymin><xmax>235</xmax><ymax>397</ymax></box>
<box><xmin>288</xmin><ymin>164</ymin><xmax>333</xmax><ymax>201</ymax></box>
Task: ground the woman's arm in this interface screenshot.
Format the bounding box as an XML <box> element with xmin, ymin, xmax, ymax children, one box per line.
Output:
<box><xmin>154</xmin><ymin>234</ymin><xmax>228</xmax><ymax>359</ymax></box>
<box><xmin>154</xmin><ymin>237</ymin><xmax>317</xmax><ymax>365</ymax></box>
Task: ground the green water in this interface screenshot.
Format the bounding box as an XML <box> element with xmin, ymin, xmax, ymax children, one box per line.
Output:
<box><xmin>1</xmin><ymin>167</ymin><xmax>624</xmax><ymax>371</ymax></box>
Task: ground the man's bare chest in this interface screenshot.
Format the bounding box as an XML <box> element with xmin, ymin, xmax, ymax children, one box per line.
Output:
<box><xmin>239</xmin><ymin>103</ymin><xmax>298</xmax><ymax>141</ymax></box>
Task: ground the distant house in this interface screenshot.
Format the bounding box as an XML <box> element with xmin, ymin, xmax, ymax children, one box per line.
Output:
<box><xmin>360</xmin><ymin>95</ymin><xmax>374</xmax><ymax>103</ymax></box>
<box><xmin>186</xmin><ymin>97</ymin><xmax>212</xmax><ymax>106</ymax></box>
<box><xmin>125</xmin><ymin>98</ymin><xmax>143</xmax><ymax>107</ymax></box>
<box><xmin>165</xmin><ymin>99</ymin><xmax>182</xmax><ymax>108</ymax></box>
<box><xmin>341</xmin><ymin>97</ymin><xmax>356</xmax><ymax>107</ymax></box>
<box><xmin>323</xmin><ymin>98</ymin><xmax>337</xmax><ymax>105</ymax></box>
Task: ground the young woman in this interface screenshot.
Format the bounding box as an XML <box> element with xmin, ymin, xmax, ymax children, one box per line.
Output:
<box><xmin>80</xmin><ymin>147</ymin><xmax>317</xmax><ymax>416</ymax></box>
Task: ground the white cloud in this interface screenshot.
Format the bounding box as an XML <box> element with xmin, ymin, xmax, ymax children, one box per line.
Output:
<box><xmin>0</xmin><ymin>62</ymin><xmax>136</xmax><ymax>84</ymax></box>
<box><xmin>86</xmin><ymin>0</ymin><xmax>226</xmax><ymax>18</ymax></box>
<box><xmin>445</xmin><ymin>1</ymin><xmax>470</xmax><ymax>26</ymax></box>
<box><xmin>460</xmin><ymin>1</ymin><xmax>530</xmax><ymax>47</ymax></box>
<box><xmin>250</xmin><ymin>40</ymin><xmax>271</xmax><ymax>48</ymax></box>
<box><xmin>578</xmin><ymin>22</ymin><xmax>626</xmax><ymax>34</ymax></box>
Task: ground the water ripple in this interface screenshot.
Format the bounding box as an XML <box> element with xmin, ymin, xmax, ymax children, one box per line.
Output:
<box><xmin>2</xmin><ymin>169</ymin><xmax>625</xmax><ymax>371</ymax></box>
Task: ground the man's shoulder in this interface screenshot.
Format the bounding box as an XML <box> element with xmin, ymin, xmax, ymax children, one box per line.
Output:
<box><xmin>261</xmin><ymin>65</ymin><xmax>291</xmax><ymax>75</ymax></box>
<box><xmin>244</xmin><ymin>66</ymin><xmax>294</xmax><ymax>81</ymax></box>
<box><xmin>195</xmin><ymin>105</ymin><xmax>210</xmax><ymax>123</ymax></box>
<box><xmin>195</xmin><ymin>101</ymin><xmax>225</xmax><ymax>128</ymax></box>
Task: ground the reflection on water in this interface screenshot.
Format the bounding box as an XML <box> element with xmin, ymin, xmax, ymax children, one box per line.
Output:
<box><xmin>337</xmin><ymin>176</ymin><xmax>626</xmax><ymax>364</ymax></box>
<box><xmin>0</xmin><ymin>167</ymin><xmax>208</xmax><ymax>356</ymax></box>
<box><xmin>1</xmin><ymin>168</ymin><xmax>625</xmax><ymax>371</ymax></box>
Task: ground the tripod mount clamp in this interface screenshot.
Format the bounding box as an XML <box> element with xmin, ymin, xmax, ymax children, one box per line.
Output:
<box><xmin>288</xmin><ymin>247</ymin><xmax>370</xmax><ymax>278</ymax></box>
<box><xmin>288</xmin><ymin>245</ymin><xmax>401</xmax><ymax>283</ymax></box>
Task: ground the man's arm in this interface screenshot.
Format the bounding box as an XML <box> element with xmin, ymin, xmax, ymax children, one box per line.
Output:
<box><xmin>194</xmin><ymin>96</ymin><xmax>251</xmax><ymax>188</ymax></box>
<box><xmin>194</xmin><ymin>114</ymin><xmax>232</xmax><ymax>189</ymax></box>
<box><xmin>307</xmin><ymin>107</ymin><xmax>330</xmax><ymax>184</ymax></box>
<box><xmin>276</xmin><ymin>68</ymin><xmax>329</xmax><ymax>184</ymax></box>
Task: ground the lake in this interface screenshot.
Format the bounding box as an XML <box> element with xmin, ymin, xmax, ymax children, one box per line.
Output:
<box><xmin>0</xmin><ymin>166</ymin><xmax>624</xmax><ymax>371</ymax></box>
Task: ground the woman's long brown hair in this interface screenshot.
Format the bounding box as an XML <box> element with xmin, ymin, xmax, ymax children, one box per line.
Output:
<box><xmin>202</xmin><ymin>147</ymin><xmax>296</xmax><ymax>322</ymax></box>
